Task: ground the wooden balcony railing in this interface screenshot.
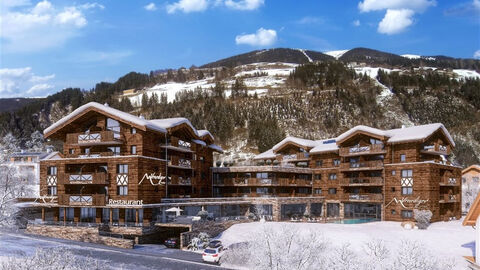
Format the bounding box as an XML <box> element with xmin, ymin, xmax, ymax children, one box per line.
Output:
<box><xmin>66</xmin><ymin>131</ymin><xmax>122</xmax><ymax>145</ymax></box>
<box><xmin>281</xmin><ymin>152</ymin><xmax>309</xmax><ymax>161</ymax></box>
<box><xmin>421</xmin><ymin>143</ymin><xmax>449</xmax><ymax>155</ymax></box>
<box><xmin>339</xmin><ymin>144</ymin><xmax>386</xmax><ymax>156</ymax></box>
<box><xmin>439</xmin><ymin>176</ymin><xmax>459</xmax><ymax>186</ymax></box>
<box><xmin>168</xmin><ymin>176</ymin><xmax>192</xmax><ymax>185</ymax></box>
<box><xmin>342</xmin><ymin>193</ymin><xmax>383</xmax><ymax>202</ymax></box>
<box><xmin>77</xmin><ymin>151</ymin><xmax>115</xmax><ymax>158</ymax></box>
<box><xmin>58</xmin><ymin>194</ymin><xmax>106</xmax><ymax>206</ymax></box>
<box><xmin>61</xmin><ymin>172</ymin><xmax>108</xmax><ymax>185</ymax></box>
<box><xmin>439</xmin><ymin>194</ymin><xmax>458</xmax><ymax>203</ymax></box>
<box><xmin>278</xmin><ymin>178</ymin><xmax>312</xmax><ymax>186</ymax></box>
<box><xmin>340</xmin><ymin>177</ymin><xmax>384</xmax><ymax>186</ymax></box>
<box><xmin>340</xmin><ymin>160</ymin><xmax>384</xmax><ymax>171</ymax></box>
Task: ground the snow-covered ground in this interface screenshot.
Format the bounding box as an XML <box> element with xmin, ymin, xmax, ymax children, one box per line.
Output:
<box><xmin>324</xmin><ymin>49</ymin><xmax>349</xmax><ymax>59</ymax></box>
<box><xmin>217</xmin><ymin>219</ymin><xmax>473</xmax><ymax>270</ymax></box>
<box><xmin>453</xmin><ymin>69</ymin><xmax>480</xmax><ymax>80</ymax></box>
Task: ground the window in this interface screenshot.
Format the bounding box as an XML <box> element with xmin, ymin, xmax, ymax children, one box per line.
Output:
<box><xmin>401</xmin><ymin>210</ymin><xmax>413</xmax><ymax>218</ymax></box>
<box><xmin>84</xmin><ymin>147</ymin><xmax>90</xmax><ymax>154</ymax></box>
<box><xmin>117</xmin><ymin>185</ymin><xmax>128</xmax><ymax>195</ymax></box>
<box><xmin>333</xmin><ymin>159</ymin><xmax>340</xmax><ymax>166</ymax></box>
<box><xmin>131</xmin><ymin>145</ymin><xmax>137</xmax><ymax>154</ymax></box>
<box><xmin>256</xmin><ymin>187</ymin><xmax>270</xmax><ymax>194</ymax></box>
<box><xmin>314</xmin><ymin>188</ymin><xmax>322</xmax><ymax>194</ymax></box>
<box><xmin>68</xmin><ymin>149</ymin><xmax>74</xmax><ymax>154</ymax></box>
<box><xmin>329</xmin><ymin>173</ymin><xmax>337</xmax><ymax>180</ymax></box>
<box><xmin>370</xmin><ymin>138</ymin><xmax>382</xmax><ymax>145</ymax></box>
<box><xmin>297</xmin><ymin>187</ymin><xmax>310</xmax><ymax>194</ymax></box>
<box><xmin>256</xmin><ymin>172</ymin><xmax>270</xmax><ymax>179</ymax></box>
<box><xmin>117</xmin><ymin>164</ymin><xmax>128</xmax><ymax>174</ymax></box>
<box><xmin>314</xmin><ymin>174</ymin><xmax>321</xmax><ymax>180</ymax></box>
<box><xmin>131</xmin><ymin>127</ymin><xmax>136</xmax><ymax>134</ymax></box>
<box><xmin>108</xmin><ymin>146</ymin><xmax>120</xmax><ymax>156</ymax></box>
<box><xmin>400</xmin><ymin>154</ymin><xmax>406</xmax><ymax>162</ymax></box>
<box><xmin>402</xmin><ymin>187</ymin><xmax>413</xmax><ymax>195</ymax></box>
<box><xmin>401</xmin><ymin>169</ymin><xmax>413</xmax><ymax>177</ymax></box>
<box><xmin>47</xmin><ymin>186</ymin><xmax>57</xmax><ymax>196</ymax></box>
<box><xmin>107</xmin><ymin>118</ymin><xmax>121</xmax><ymax>139</ymax></box>
<box><xmin>391</xmin><ymin>170</ymin><xmax>396</xmax><ymax>176</ymax></box>
<box><xmin>391</xmin><ymin>210</ymin><xmax>396</xmax><ymax>215</ymax></box>
<box><xmin>47</xmin><ymin>166</ymin><xmax>57</xmax><ymax>175</ymax></box>
<box><xmin>316</xmin><ymin>160</ymin><xmax>323</xmax><ymax>167</ymax></box>
<box><xmin>328</xmin><ymin>188</ymin><xmax>337</xmax><ymax>194</ymax></box>
<box><xmin>391</xmin><ymin>187</ymin><xmax>396</xmax><ymax>192</ymax></box>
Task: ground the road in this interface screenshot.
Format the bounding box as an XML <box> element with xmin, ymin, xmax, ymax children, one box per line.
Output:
<box><xmin>0</xmin><ymin>231</ymin><xmax>229</xmax><ymax>270</ymax></box>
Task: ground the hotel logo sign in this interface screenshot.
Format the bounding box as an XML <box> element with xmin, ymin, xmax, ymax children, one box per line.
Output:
<box><xmin>386</xmin><ymin>197</ymin><xmax>429</xmax><ymax>209</ymax></box>
<box><xmin>138</xmin><ymin>172</ymin><xmax>168</xmax><ymax>186</ymax></box>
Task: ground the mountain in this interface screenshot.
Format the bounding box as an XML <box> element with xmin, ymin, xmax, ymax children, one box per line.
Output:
<box><xmin>200</xmin><ymin>48</ymin><xmax>334</xmax><ymax>68</ymax></box>
<box><xmin>0</xmin><ymin>98</ymin><xmax>42</xmax><ymax>113</ymax></box>
<box><xmin>2</xmin><ymin>47</ymin><xmax>480</xmax><ymax>167</ymax></box>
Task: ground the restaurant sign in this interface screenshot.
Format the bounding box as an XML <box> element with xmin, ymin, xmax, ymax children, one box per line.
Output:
<box><xmin>386</xmin><ymin>197</ymin><xmax>429</xmax><ymax>209</ymax></box>
<box><xmin>108</xmin><ymin>199</ymin><xmax>143</xmax><ymax>206</ymax></box>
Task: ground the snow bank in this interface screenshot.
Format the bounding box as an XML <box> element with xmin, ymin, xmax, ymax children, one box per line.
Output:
<box><xmin>453</xmin><ymin>69</ymin><xmax>480</xmax><ymax>80</ymax></box>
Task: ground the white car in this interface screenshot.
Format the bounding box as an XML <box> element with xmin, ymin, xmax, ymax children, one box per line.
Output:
<box><xmin>202</xmin><ymin>246</ymin><xmax>225</xmax><ymax>264</ymax></box>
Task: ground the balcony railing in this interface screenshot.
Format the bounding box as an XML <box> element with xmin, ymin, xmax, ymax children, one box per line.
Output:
<box><xmin>168</xmin><ymin>176</ymin><xmax>192</xmax><ymax>185</ymax></box>
<box><xmin>439</xmin><ymin>176</ymin><xmax>459</xmax><ymax>186</ymax></box>
<box><xmin>340</xmin><ymin>160</ymin><xmax>384</xmax><ymax>171</ymax></box>
<box><xmin>63</xmin><ymin>173</ymin><xmax>108</xmax><ymax>185</ymax></box>
<box><xmin>58</xmin><ymin>194</ymin><xmax>106</xmax><ymax>206</ymax></box>
<box><xmin>281</xmin><ymin>152</ymin><xmax>309</xmax><ymax>161</ymax></box>
<box><xmin>340</xmin><ymin>177</ymin><xmax>383</xmax><ymax>186</ymax></box>
<box><xmin>439</xmin><ymin>194</ymin><xmax>458</xmax><ymax>203</ymax></box>
<box><xmin>66</xmin><ymin>131</ymin><xmax>122</xmax><ymax>145</ymax></box>
<box><xmin>342</xmin><ymin>193</ymin><xmax>383</xmax><ymax>201</ymax></box>
<box><xmin>278</xmin><ymin>178</ymin><xmax>312</xmax><ymax>186</ymax></box>
<box><xmin>339</xmin><ymin>144</ymin><xmax>385</xmax><ymax>156</ymax></box>
<box><xmin>421</xmin><ymin>144</ymin><xmax>449</xmax><ymax>155</ymax></box>
<box><xmin>77</xmin><ymin>151</ymin><xmax>115</xmax><ymax>158</ymax></box>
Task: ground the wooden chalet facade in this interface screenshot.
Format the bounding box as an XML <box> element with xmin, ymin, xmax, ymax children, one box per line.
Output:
<box><xmin>38</xmin><ymin>102</ymin><xmax>221</xmax><ymax>224</ymax></box>
<box><xmin>212</xmin><ymin>124</ymin><xmax>462</xmax><ymax>222</ymax></box>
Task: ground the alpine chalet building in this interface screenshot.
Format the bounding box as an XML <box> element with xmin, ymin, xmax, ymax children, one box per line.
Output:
<box><xmin>212</xmin><ymin>124</ymin><xmax>462</xmax><ymax>222</ymax></box>
<box><xmin>38</xmin><ymin>102</ymin><xmax>221</xmax><ymax>225</ymax></box>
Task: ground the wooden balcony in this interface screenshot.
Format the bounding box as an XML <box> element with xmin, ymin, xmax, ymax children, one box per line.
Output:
<box><xmin>439</xmin><ymin>194</ymin><xmax>458</xmax><ymax>203</ymax></box>
<box><xmin>342</xmin><ymin>193</ymin><xmax>383</xmax><ymax>202</ymax></box>
<box><xmin>339</xmin><ymin>144</ymin><xmax>386</xmax><ymax>156</ymax></box>
<box><xmin>340</xmin><ymin>160</ymin><xmax>384</xmax><ymax>171</ymax></box>
<box><xmin>161</xmin><ymin>141</ymin><xmax>193</xmax><ymax>153</ymax></box>
<box><xmin>340</xmin><ymin>177</ymin><xmax>384</xmax><ymax>186</ymax></box>
<box><xmin>278</xmin><ymin>178</ymin><xmax>312</xmax><ymax>186</ymax></box>
<box><xmin>58</xmin><ymin>194</ymin><xmax>106</xmax><ymax>206</ymax></box>
<box><xmin>168</xmin><ymin>158</ymin><xmax>193</xmax><ymax>169</ymax></box>
<box><xmin>420</xmin><ymin>143</ymin><xmax>450</xmax><ymax>155</ymax></box>
<box><xmin>66</xmin><ymin>131</ymin><xmax>122</xmax><ymax>146</ymax></box>
<box><xmin>61</xmin><ymin>172</ymin><xmax>108</xmax><ymax>185</ymax></box>
<box><xmin>439</xmin><ymin>176</ymin><xmax>460</xmax><ymax>186</ymax></box>
<box><xmin>280</xmin><ymin>152</ymin><xmax>310</xmax><ymax>162</ymax></box>
<box><xmin>77</xmin><ymin>151</ymin><xmax>115</xmax><ymax>158</ymax></box>
<box><xmin>168</xmin><ymin>176</ymin><xmax>192</xmax><ymax>186</ymax></box>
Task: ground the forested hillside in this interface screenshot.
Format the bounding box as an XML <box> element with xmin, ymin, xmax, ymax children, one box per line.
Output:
<box><xmin>1</xmin><ymin>48</ymin><xmax>479</xmax><ymax>166</ymax></box>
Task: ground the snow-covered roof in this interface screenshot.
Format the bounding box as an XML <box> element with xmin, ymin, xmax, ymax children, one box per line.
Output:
<box><xmin>43</xmin><ymin>102</ymin><xmax>217</xmax><ymax>145</ymax></box>
<box><xmin>254</xmin><ymin>149</ymin><xmax>277</xmax><ymax>160</ymax></box>
<box><xmin>337</xmin><ymin>123</ymin><xmax>455</xmax><ymax>147</ymax></box>
<box><xmin>41</xmin><ymin>151</ymin><xmax>62</xmax><ymax>160</ymax></box>
<box><xmin>192</xmin><ymin>139</ymin><xmax>207</xmax><ymax>146</ymax></box>
<box><xmin>309</xmin><ymin>139</ymin><xmax>339</xmax><ymax>154</ymax></box>
<box><xmin>271</xmin><ymin>136</ymin><xmax>319</xmax><ymax>152</ymax></box>
<box><xmin>44</xmin><ymin>102</ymin><xmax>167</xmax><ymax>136</ymax></box>
<box><xmin>463</xmin><ymin>165</ymin><xmax>480</xmax><ymax>174</ymax></box>
<box><xmin>208</xmin><ymin>144</ymin><xmax>224</xmax><ymax>153</ymax></box>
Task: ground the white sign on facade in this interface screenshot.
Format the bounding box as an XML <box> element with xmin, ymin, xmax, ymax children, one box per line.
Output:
<box><xmin>386</xmin><ymin>197</ymin><xmax>429</xmax><ymax>209</ymax></box>
<box><xmin>108</xmin><ymin>199</ymin><xmax>143</xmax><ymax>206</ymax></box>
<box><xmin>138</xmin><ymin>172</ymin><xmax>168</xmax><ymax>186</ymax></box>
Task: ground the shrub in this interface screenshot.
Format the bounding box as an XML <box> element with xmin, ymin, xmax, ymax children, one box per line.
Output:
<box><xmin>413</xmin><ymin>209</ymin><xmax>433</xmax><ymax>230</ymax></box>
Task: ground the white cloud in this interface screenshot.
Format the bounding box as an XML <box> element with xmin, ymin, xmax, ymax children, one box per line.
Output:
<box><xmin>0</xmin><ymin>0</ymin><xmax>101</xmax><ymax>53</ymax></box>
<box><xmin>378</xmin><ymin>9</ymin><xmax>414</xmax><ymax>34</ymax></box>
<box><xmin>474</xmin><ymin>50</ymin><xmax>480</xmax><ymax>59</ymax></box>
<box><xmin>358</xmin><ymin>0</ymin><xmax>436</xmax><ymax>12</ymax></box>
<box><xmin>144</xmin><ymin>3</ymin><xmax>157</xmax><ymax>11</ymax></box>
<box><xmin>352</xmin><ymin>19</ymin><xmax>361</xmax><ymax>26</ymax></box>
<box><xmin>0</xmin><ymin>67</ymin><xmax>56</xmax><ymax>98</ymax></box>
<box><xmin>225</xmin><ymin>0</ymin><xmax>264</xmax><ymax>10</ymax></box>
<box><xmin>166</xmin><ymin>0</ymin><xmax>209</xmax><ymax>13</ymax></box>
<box><xmin>358</xmin><ymin>0</ymin><xmax>435</xmax><ymax>35</ymax></box>
<box><xmin>235</xmin><ymin>28</ymin><xmax>277</xmax><ymax>46</ymax></box>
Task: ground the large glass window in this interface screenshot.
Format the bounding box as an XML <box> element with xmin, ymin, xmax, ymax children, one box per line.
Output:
<box><xmin>102</xmin><ymin>208</ymin><xmax>110</xmax><ymax>223</ymax></box>
<box><xmin>107</xmin><ymin>118</ymin><xmax>121</xmax><ymax>139</ymax></box>
<box><xmin>401</xmin><ymin>169</ymin><xmax>413</xmax><ymax>177</ymax></box>
<box><xmin>125</xmin><ymin>209</ymin><xmax>136</xmax><ymax>223</ymax></box>
<box><xmin>47</xmin><ymin>186</ymin><xmax>57</xmax><ymax>196</ymax></box>
<box><xmin>80</xmin><ymin>207</ymin><xmax>95</xmax><ymax>223</ymax></box>
<box><xmin>112</xmin><ymin>208</ymin><xmax>119</xmax><ymax>224</ymax></box>
<box><xmin>66</xmin><ymin>208</ymin><xmax>74</xmax><ymax>222</ymax></box>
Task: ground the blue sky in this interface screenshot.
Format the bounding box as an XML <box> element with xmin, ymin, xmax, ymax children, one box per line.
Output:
<box><xmin>1</xmin><ymin>0</ymin><xmax>479</xmax><ymax>98</ymax></box>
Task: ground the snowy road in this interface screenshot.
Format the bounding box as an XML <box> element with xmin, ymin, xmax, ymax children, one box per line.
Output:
<box><xmin>0</xmin><ymin>231</ymin><xmax>227</xmax><ymax>270</ymax></box>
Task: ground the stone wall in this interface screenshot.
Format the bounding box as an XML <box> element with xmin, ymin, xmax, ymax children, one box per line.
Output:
<box><xmin>25</xmin><ymin>224</ymin><xmax>134</xmax><ymax>249</ymax></box>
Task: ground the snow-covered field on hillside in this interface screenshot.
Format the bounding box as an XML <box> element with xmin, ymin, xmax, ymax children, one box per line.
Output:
<box><xmin>217</xmin><ymin>219</ymin><xmax>473</xmax><ymax>270</ymax></box>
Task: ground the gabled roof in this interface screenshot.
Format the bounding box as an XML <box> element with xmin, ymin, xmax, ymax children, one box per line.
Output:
<box><xmin>336</xmin><ymin>123</ymin><xmax>455</xmax><ymax>147</ymax></box>
<box><xmin>271</xmin><ymin>136</ymin><xmax>319</xmax><ymax>153</ymax></box>
<box><xmin>464</xmin><ymin>193</ymin><xmax>480</xmax><ymax>226</ymax></box>
<box><xmin>254</xmin><ymin>149</ymin><xmax>277</xmax><ymax>160</ymax></box>
<box><xmin>43</xmin><ymin>102</ymin><xmax>216</xmax><ymax>144</ymax></box>
<box><xmin>463</xmin><ymin>165</ymin><xmax>480</xmax><ymax>174</ymax></box>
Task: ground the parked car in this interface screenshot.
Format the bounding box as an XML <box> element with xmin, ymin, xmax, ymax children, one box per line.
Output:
<box><xmin>208</xmin><ymin>240</ymin><xmax>222</xmax><ymax>248</ymax></box>
<box><xmin>202</xmin><ymin>246</ymin><xmax>226</xmax><ymax>264</ymax></box>
<box><xmin>164</xmin><ymin>237</ymin><xmax>180</xmax><ymax>248</ymax></box>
